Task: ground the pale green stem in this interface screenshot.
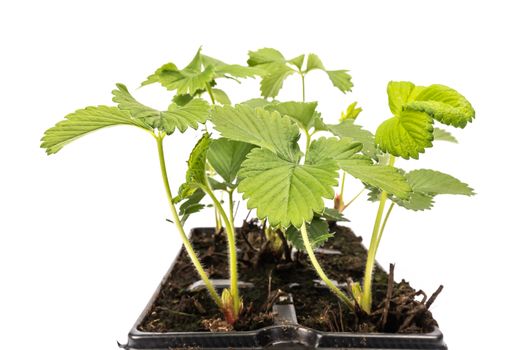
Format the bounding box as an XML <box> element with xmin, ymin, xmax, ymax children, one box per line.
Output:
<box><xmin>203</xmin><ymin>186</ymin><xmax>240</xmax><ymax>317</ymax></box>
<box><xmin>361</xmin><ymin>155</ymin><xmax>396</xmax><ymax>313</ymax></box>
<box><xmin>155</xmin><ymin>135</ymin><xmax>222</xmax><ymax>308</ymax></box>
<box><xmin>342</xmin><ymin>187</ymin><xmax>366</xmax><ymax>211</ymax></box>
<box><xmin>304</xmin><ymin>130</ymin><xmax>312</xmax><ymax>160</ymax></box>
<box><xmin>228</xmin><ymin>189</ymin><xmax>235</xmax><ymax>226</ymax></box>
<box><xmin>300</xmin><ymin>222</ymin><xmax>354</xmax><ymax>309</ymax></box>
<box><xmin>340</xmin><ymin>172</ymin><xmax>347</xmax><ymax>204</ymax></box>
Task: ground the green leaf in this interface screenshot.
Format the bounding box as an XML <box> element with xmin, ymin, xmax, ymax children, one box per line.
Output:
<box><xmin>393</xmin><ymin>192</ymin><xmax>435</xmax><ymax>211</ymax></box>
<box><xmin>240</xmin><ymin>98</ymin><xmax>275</xmax><ymax>109</ymax></box>
<box><xmin>433</xmin><ymin>127</ymin><xmax>458</xmax><ymax>143</ymax></box>
<box><xmin>211</xmin><ymin>88</ymin><xmax>231</xmax><ymax>105</ymax></box>
<box><xmin>247</xmin><ymin>48</ymin><xmax>286</xmax><ymax>66</ymax></box>
<box><xmin>288</xmin><ymin>54</ymin><xmax>305</xmax><ymax>70</ymax></box>
<box><xmin>238</xmin><ymin>148</ymin><xmax>339</xmax><ymax>227</ymax></box>
<box><xmin>325</xmin><ymin>70</ymin><xmax>353</xmax><ymax>93</ymax></box>
<box><xmin>172</xmin><ymin>94</ymin><xmax>193</xmax><ymax>107</ymax></box>
<box><xmin>306</xmin><ymin>137</ymin><xmax>362</xmax><ymax>165</ymax></box>
<box><xmin>339</xmin><ymin>161</ymin><xmax>412</xmax><ymax>200</ymax></box>
<box><xmin>340</xmin><ymin>101</ymin><xmax>362</xmax><ymax>122</ymax></box>
<box><xmin>265</xmin><ymin>101</ymin><xmax>319</xmax><ymax>131</ymax></box>
<box><xmin>208</xmin><ymin>138</ymin><xmax>255</xmax><ymax>185</ymax></box>
<box><xmin>178</xmin><ymin>188</ymin><xmax>206</xmax><ymax>225</ymax></box>
<box><xmin>112</xmin><ymin>84</ymin><xmax>209</xmax><ymax>135</ymax></box>
<box><xmin>259</xmin><ymin>64</ymin><xmax>295</xmax><ymax>98</ymax></box>
<box><xmin>211</xmin><ymin>104</ymin><xmax>301</xmax><ymax>162</ymax></box>
<box><xmin>141</xmin><ymin>63</ymin><xmax>178</xmax><ymax>87</ymax></box>
<box><xmin>375</xmin><ymin>110</ymin><xmax>434</xmax><ymax>159</ymax></box>
<box><xmin>286</xmin><ymin>218</ymin><xmax>333</xmax><ymax>250</ymax></box>
<box><xmin>407</xmin><ymin>84</ymin><xmax>475</xmax><ymax>128</ymax></box>
<box><xmin>186</xmin><ymin>133</ymin><xmax>212</xmax><ymax>186</ymax></box>
<box><xmin>328</xmin><ymin>120</ymin><xmax>377</xmax><ymax>159</ymax></box>
<box><xmin>306</xmin><ymin>53</ymin><xmax>325</xmax><ymax>72</ymax></box>
<box><xmin>406</xmin><ymin>169</ymin><xmax>475</xmax><ymax>196</ymax></box>
<box><xmin>41</xmin><ymin>105</ymin><xmax>151</xmax><ymax>155</ymax></box>
<box><xmin>318</xmin><ymin>207</ymin><xmax>349</xmax><ymax>222</ymax></box>
<box><xmin>387</xmin><ymin>81</ymin><xmax>416</xmax><ymax>115</ymax></box>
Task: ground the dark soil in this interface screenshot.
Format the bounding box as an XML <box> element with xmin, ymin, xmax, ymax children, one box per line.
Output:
<box><xmin>139</xmin><ymin>222</ymin><xmax>439</xmax><ymax>334</ymax></box>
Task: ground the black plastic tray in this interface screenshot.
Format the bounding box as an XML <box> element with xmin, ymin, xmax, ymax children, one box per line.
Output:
<box><xmin>120</xmin><ymin>228</ymin><xmax>447</xmax><ymax>349</ymax></box>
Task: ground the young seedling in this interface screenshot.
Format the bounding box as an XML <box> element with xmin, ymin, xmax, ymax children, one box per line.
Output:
<box><xmin>353</xmin><ymin>81</ymin><xmax>476</xmax><ymax>313</ymax></box>
<box><xmin>41</xmin><ymin>49</ymin><xmax>259</xmax><ymax>325</ymax></box>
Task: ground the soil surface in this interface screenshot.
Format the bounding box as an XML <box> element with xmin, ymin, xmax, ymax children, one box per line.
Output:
<box><xmin>139</xmin><ymin>222</ymin><xmax>439</xmax><ymax>334</ymax></box>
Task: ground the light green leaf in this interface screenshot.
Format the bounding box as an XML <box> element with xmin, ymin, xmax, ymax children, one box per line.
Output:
<box><xmin>238</xmin><ymin>148</ymin><xmax>339</xmax><ymax>227</ymax></box>
<box><xmin>406</xmin><ymin>169</ymin><xmax>475</xmax><ymax>196</ymax></box>
<box><xmin>240</xmin><ymin>98</ymin><xmax>275</xmax><ymax>109</ymax></box>
<box><xmin>393</xmin><ymin>192</ymin><xmax>435</xmax><ymax>211</ymax></box>
<box><xmin>41</xmin><ymin>106</ymin><xmax>151</xmax><ymax>155</ymax></box>
<box><xmin>433</xmin><ymin>127</ymin><xmax>458</xmax><ymax>143</ymax></box>
<box><xmin>340</xmin><ymin>101</ymin><xmax>362</xmax><ymax>122</ymax></box>
<box><xmin>178</xmin><ymin>188</ymin><xmax>206</xmax><ymax>225</ymax></box>
<box><xmin>375</xmin><ymin>110</ymin><xmax>434</xmax><ymax>159</ymax></box>
<box><xmin>265</xmin><ymin>101</ymin><xmax>318</xmax><ymax>131</ymax></box>
<box><xmin>288</xmin><ymin>54</ymin><xmax>305</xmax><ymax>70</ymax></box>
<box><xmin>172</xmin><ymin>94</ymin><xmax>193</xmax><ymax>107</ymax></box>
<box><xmin>112</xmin><ymin>84</ymin><xmax>209</xmax><ymax>135</ymax></box>
<box><xmin>247</xmin><ymin>48</ymin><xmax>286</xmax><ymax>66</ymax></box>
<box><xmin>339</xmin><ymin>161</ymin><xmax>412</xmax><ymax>200</ymax></box>
<box><xmin>325</xmin><ymin>70</ymin><xmax>353</xmax><ymax>93</ymax></box>
<box><xmin>186</xmin><ymin>133</ymin><xmax>212</xmax><ymax>186</ymax></box>
<box><xmin>387</xmin><ymin>81</ymin><xmax>416</xmax><ymax>115</ymax></box>
<box><xmin>141</xmin><ymin>63</ymin><xmax>178</xmax><ymax>87</ymax></box>
<box><xmin>211</xmin><ymin>88</ymin><xmax>231</xmax><ymax>105</ymax></box>
<box><xmin>286</xmin><ymin>218</ymin><xmax>333</xmax><ymax>250</ymax></box>
<box><xmin>259</xmin><ymin>64</ymin><xmax>295</xmax><ymax>98</ymax></box>
<box><xmin>306</xmin><ymin>137</ymin><xmax>362</xmax><ymax>165</ymax></box>
<box><xmin>407</xmin><ymin>84</ymin><xmax>475</xmax><ymax>128</ymax></box>
<box><xmin>306</xmin><ymin>53</ymin><xmax>325</xmax><ymax>72</ymax></box>
<box><xmin>328</xmin><ymin>120</ymin><xmax>377</xmax><ymax>159</ymax></box>
<box><xmin>210</xmin><ymin>104</ymin><xmax>301</xmax><ymax>161</ymax></box>
<box><xmin>208</xmin><ymin>138</ymin><xmax>255</xmax><ymax>185</ymax></box>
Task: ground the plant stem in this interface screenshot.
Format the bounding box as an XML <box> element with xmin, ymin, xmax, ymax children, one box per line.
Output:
<box><xmin>300</xmin><ymin>222</ymin><xmax>354</xmax><ymax>309</ymax></box>
<box><xmin>361</xmin><ymin>155</ymin><xmax>396</xmax><ymax>313</ymax></box>
<box><xmin>155</xmin><ymin>134</ymin><xmax>222</xmax><ymax>308</ymax></box>
<box><xmin>203</xmin><ymin>186</ymin><xmax>240</xmax><ymax>319</ymax></box>
<box><xmin>304</xmin><ymin>131</ymin><xmax>312</xmax><ymax>160</ymax></box>
<box><xmin>342</xmin><ymin>187</ymin><xmax>366</xmax><ymax>212</ymax></box>
<box><xmin>228</xmin><ymin>189</ymin><xmax>234</xmax><ymax>226</ymax></box>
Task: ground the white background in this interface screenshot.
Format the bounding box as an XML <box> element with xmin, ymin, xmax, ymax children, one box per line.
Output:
<box><xmin>1</xmin><ymin>1</ymin><xmax>524</xmax><ymax>349</ymax></box>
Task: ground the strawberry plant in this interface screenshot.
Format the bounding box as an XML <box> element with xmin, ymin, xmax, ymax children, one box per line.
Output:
<box><xmin>40</xmin><ymin>48</ymin><xmax>260</xmax><ymax>324</ymax></box>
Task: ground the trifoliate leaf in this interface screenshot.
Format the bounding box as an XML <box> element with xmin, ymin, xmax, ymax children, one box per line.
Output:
<box><xmin>211</xmin><ymin>104</ymin><xmax>301</xmax><ymax>162</ymax></box>
<box><xmin>339</xmin><ymin>161</ymin><xmax>412</xmax><ymax>200</ymax></box>
<box><xmin>211</xmin><ymin>88</ymin><xmax>231</xmax><ymax>105</ymax></box>
<box><xmin>387</xmin><ymin>81</ymin><xmax>416</xmax><ymax>115</ymax></box>
<box><xmin>340</xmin><ymin>101</ymin><xmax>362</xmax><ymax>122</ymax></box>
<box><xmin>375</xmin><ymin>110</ymin><xmax>434</xmax><ymax>159</ymax></box>
<box><xmin>408</xmin><ymin>84</ymin><xmax>475</xmax><ymax>128</ymax></box>
<box><xmin>208</xmin><ymin>138</ymin><xmax>255</xmax><ymax>185</ymax></box>
<box><xmin>112</xmin><ymin>84</ymin><xmax>209</xmax><ymax>135</ymax></box>
<box><xmin>306</xmin><ymin>137</ymin><xmax>362</xmax><ymax>165</ymax></box>
<box><xmin>41</xmin><ymin>105</ymin><xmax>151</xmax><ymax>155</ymax></box>
<box><xmin>186</xmin><ymin>133</ymin><xmax>212</xmax><ymax>186</ymax></box>
<box><xmin>325</xmin><ymin>70</ymin><xmax>353</xmax><ymax>93</ymax></box>
<box><xmin>406</xmin><ymin>169</ymin><xmax>475</xmax><ymax>196</ymax></box>
<box><xmin>238</xmin><ymin>148</ymin><xmax>339</xmax><ymax>228</ymax></box>
<box><xmin>306</xmin><ymin>53</ymin><xmax>325</xmax><ymax>72</ymax></box>
<box><xmin>328</xmin><ymin>120</ymin><xmax>377</xmax><ymax>159</ymax></box>
<box><xmin>433</xmin><ymin>127</ymin><xmax>458</xmax><ymax>143</ymax></box>
<box><xmin>286</xmin><ymin>218</ymin><xmax>333</xmax><ymax>250</ymax></box>
<box><xmin>265</xmin><ymin>101</ymin><xmax>319</xmax><ymax>131</ymax></box>
<box><xmin>288</xmin><ymin>54</ymin><xmax>305</xmax><ymax>70</ymax></box>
